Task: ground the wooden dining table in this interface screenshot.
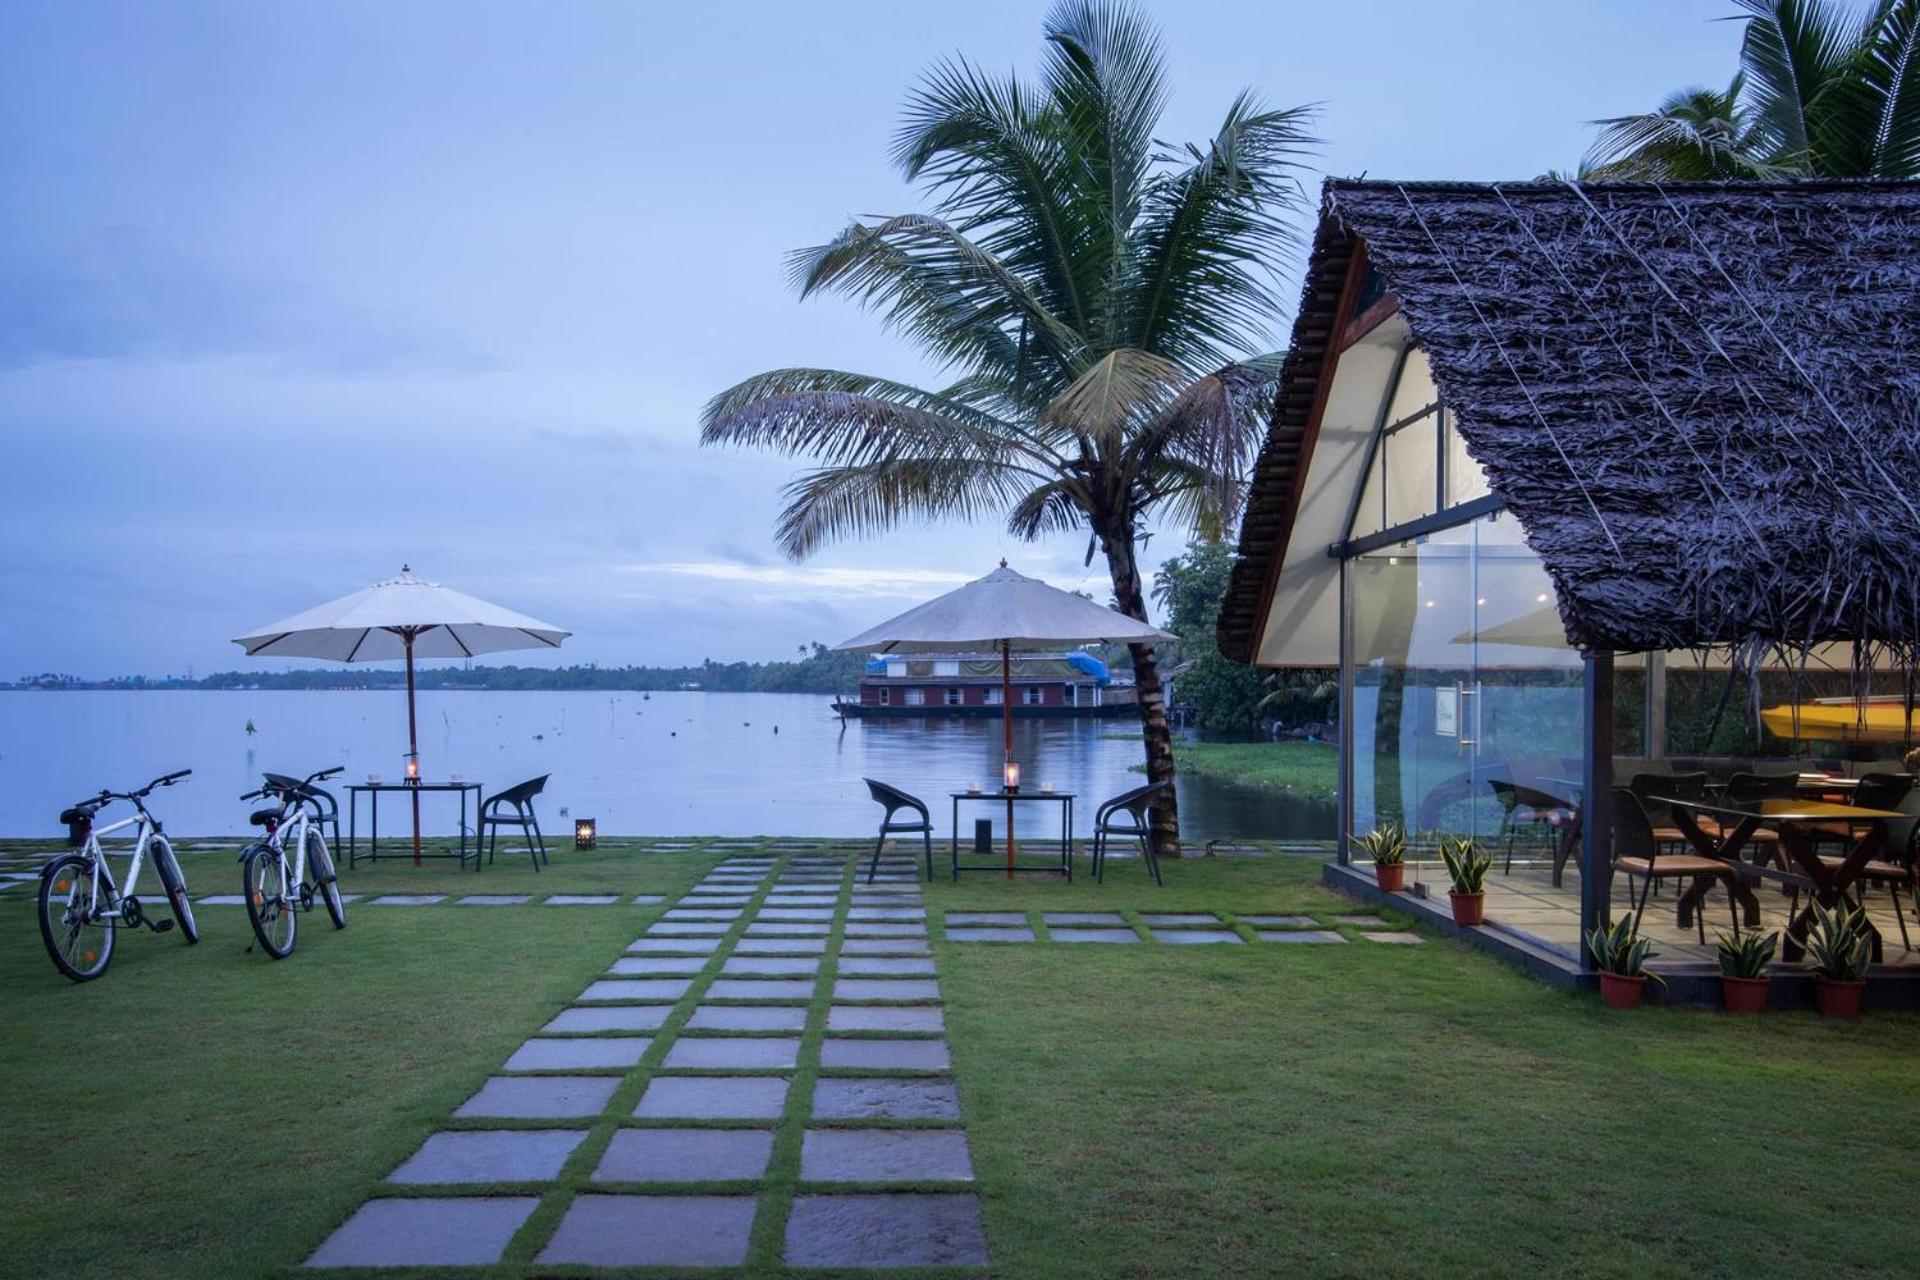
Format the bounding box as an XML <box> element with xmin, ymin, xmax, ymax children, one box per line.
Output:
<box><xmin>1652</xmin><ymin>794</ymin><xmax>1904</xmax><ymax>962</ymax></box>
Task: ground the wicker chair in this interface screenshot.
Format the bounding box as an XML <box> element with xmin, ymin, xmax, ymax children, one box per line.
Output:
<box><xmin>1091</xmin><ymin>781</ymin><xmax>1170</xmax><ymax>886</ymax></box>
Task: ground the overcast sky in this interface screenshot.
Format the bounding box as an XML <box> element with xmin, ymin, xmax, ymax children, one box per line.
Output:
<box><xmin>0</xmin><ymin>1</ymin><xmax>1742</xmax><ymax>678</ymax></box>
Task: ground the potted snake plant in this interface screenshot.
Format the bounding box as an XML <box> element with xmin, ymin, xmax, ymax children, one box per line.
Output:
<box><xmin>1439</xmin><ymin>833</ymin><xmax>1491</xmax><ymax>925</ymax></box>
<box><xmin>1803</xmin><ymin>902</ymin><xmax>1872</xmax><ymax>1017</ymax></box>
<box><xmin>1587</xmin><ymin>916</ymin><xmax>1663</xmax><ymax>1009</ymax></box>
<box><xmin>1714</xmin><ymin>930</ymin><xmax>1777</xmax><ymax>1013</ymax></box>
<box><xmin>1350</xmin><ymin>822</ymin><xmax>1407</xmax><ymax>893</ymax></box>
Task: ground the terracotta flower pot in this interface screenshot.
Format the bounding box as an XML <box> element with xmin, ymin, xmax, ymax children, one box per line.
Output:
<box><xmin>1814</xmin><ymin>977</ymin><xmax>1866</xmax><ymax>1018</ymax></box>
<box><xmin>1373</xmin><ymin>861</ymin><xmax>1406</xmax><ymax>893</ymax></box>
<box><xmin>1448</xmin><ymin>890</ymin><xmax>1485</xmax><ymax>926</ymax></box>
<box><xmin>1721</xmin><ymin>975</ymin><xmax>1770</xmax><ymax>1014</ymax></box>
<box><xmin>1598</xmin><ymin>972</ymin><xmax>1648</xmax><ymax>1010</ymax></box>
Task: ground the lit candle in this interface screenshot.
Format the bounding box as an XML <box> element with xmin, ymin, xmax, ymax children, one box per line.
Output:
<box><xmin>405</xmin><ymin>752</ymin><xmax>420</xmax><ymax>784</ymax></box>
<box><xmin>1003</xmin><ymin>760</ymin><xmax>1020</xmax><ymax>791</ymax></box>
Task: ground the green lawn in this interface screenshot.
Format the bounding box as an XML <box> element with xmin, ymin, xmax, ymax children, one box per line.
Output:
<box><xmin>1126</xmin><ymin>739</ymin><xmax>1340</xmax><ymax>800</ymax></box>
<box><xmin>3</xmin><ymin>840</ymin><xmax>1918</xmax><ymax>1278</ymax></box>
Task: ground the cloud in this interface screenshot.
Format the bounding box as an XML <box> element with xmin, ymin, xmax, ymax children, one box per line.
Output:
<box><xmin>618</xmin><ymin>561</ymin><xmax>976</xmax><ymax>598</ymax></box>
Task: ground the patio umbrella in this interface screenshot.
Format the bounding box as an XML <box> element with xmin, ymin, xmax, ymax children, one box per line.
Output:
<box><xmin>834</xmin><ymin>561</ymin><xmax>1170</xmax><ymax>876</ymax></box>
<box><xmin>232</xmin><ymin>566</ymin><xmax>570</xmax><ymax>864</ymax></box>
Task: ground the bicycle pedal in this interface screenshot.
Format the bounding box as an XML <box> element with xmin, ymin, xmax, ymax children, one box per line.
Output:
<box><xmin>151</xmin><ymin>919</ymin><xmax>176</xmax><ymax>933</ymax></box>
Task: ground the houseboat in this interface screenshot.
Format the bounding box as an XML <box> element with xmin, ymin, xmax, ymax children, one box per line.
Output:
<box><xmin>834</xmin><ymin>651</ymin><xmax>1137</xmax><ymax>718</ymax></box>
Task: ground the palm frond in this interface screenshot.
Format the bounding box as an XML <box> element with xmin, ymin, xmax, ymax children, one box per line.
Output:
<box><xmin>1584</xmin><ymin>81</ymin><xmax>1775</xmax><ymax>179</ymax></box>
<box><xmin>774</xmin><ymin>457</ymin><xmax>1031</xmax><ymax>559</ymax></box>
<box><xmin>1127</xmin><ymin>358</ymin><xmax>1278</xmax><ymax>528</ymax></box>
<box><xmin>1855</xmin><ymin>0</ymin><xmax>1920</xmax><ymax>175</ymax></box>
<box><xmin>1040</xmin><ymin>347</ymin><xmax>1190</xmax><ymax>447</ymax></box>
<box><xmin>701</xmin><ymin>368</ymin><xmax>1028</xmax><ymax>468</ymax></box>
<box><xmin>1734</xmin><ymin>0</ymin><xmax>1863</xmax><ymax>173</ymax></box>
<box><xmin>1005</xmin><ymin>479</ymin><xmax>1092</xmax><ymax>540</ymax></box>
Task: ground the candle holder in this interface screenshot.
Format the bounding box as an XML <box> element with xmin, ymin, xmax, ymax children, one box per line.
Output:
<box><xmin>1003</xmin><ymin>760</ymin><xmax>1020</xmax><ymax>792</ymax></box>
<box><xmin>404</xmin><ymin>752</ymin><xmax>420</xmax><ymax>787</ymax></box>
<box><xmin>575</xmin><ymin>818</ymin><xmax>598</xmax><ymax>850</ymax></box>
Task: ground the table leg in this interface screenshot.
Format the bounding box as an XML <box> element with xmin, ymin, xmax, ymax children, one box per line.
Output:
<box><xmin>348</xmin><ymin>791</ymin><xmax>359</xmax><ymax>869</ymax></box>
<box><xmin>370</xmin><ymin>790</ymin><xmax>379</xmax><ymax>863</ymax></box>
<box><xmin>950</xmin><ymin>796</ymin><xmax>959</xmax><ymax>882</ymax></box>
<box><xmin>1062</xmin><ymin>799</ymin><xmax>1072</xmax><ymax>880</ymax></box>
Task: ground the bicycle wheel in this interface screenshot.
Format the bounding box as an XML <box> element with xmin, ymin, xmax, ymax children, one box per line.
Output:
<box><xmin>243</xmin><ymin>845</ymin><xmax>297</xmax><ymax>959</ymax></box>
<box><xmin>151</xmin><ymin>837</ymin><xmax>199</xmax><ymax>944</ymax></box>
<box><xmin>306</xmin><ymin>830</ymin><xmax>346</xmax><ymax>930</ymax></box>
<box><xmin>38</xmin><ymin>854</ymin><xmax>115</xmax><ymax>982</ymax></box>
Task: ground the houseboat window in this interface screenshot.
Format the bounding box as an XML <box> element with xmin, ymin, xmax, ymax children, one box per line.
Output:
<box><xmin>983</xmin><ymin>688</ymin><xmax>1002</xmax><ymax>705</ymax></box>
<box><xmin>878</xmin><ymin>687</ymin><xmax>890</xmax><ymax>706</ymax></box>
<box><xmin>944</xmin><ymin>687</ymin><xmax>962</xmax><ymax>706</ymax></box>
<box><xmin>886</xmin><ymin>659</ymin><xmax>908</xmax><ymax>678</ymax></box>
<box><xmin>933</xmin><ymin>660</ymin><xmax>959</xmax><ymax>677</ymax></box>
<box><xmin>904</xmin><ymin>689</ymin><xmax>926</xmax><ymax>707</ymax></box>
<box><xmin>1022</xmin><ymin>688</ymin><xmax>1042</xmax><ymax>706</ymax></box>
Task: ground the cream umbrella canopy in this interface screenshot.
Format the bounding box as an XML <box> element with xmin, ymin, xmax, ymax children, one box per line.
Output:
<box><xmin>232</xmin><ymin>566</ymin><xmax>570</xmax><ymax>864</ymax></box>
<box><xmin>835</xmin><ymin>562</ymin><xmax>1171</xmax><ymax>876</ymax></box>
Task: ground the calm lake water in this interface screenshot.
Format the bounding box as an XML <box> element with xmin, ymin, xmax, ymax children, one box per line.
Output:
<box><xmin>0</xmin><ymin>691</ymin><xmax>1331</xmax><ymax>841</ymax></box>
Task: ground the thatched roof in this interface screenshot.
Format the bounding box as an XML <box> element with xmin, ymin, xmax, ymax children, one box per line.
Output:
<box><xmin>1221</xmin><ymin>178</ymin><xmax>1920</xmax><ymax>665</ymax></box>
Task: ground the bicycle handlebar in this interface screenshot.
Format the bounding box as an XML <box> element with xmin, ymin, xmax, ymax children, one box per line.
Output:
<box><xmin>72</xmin><ymin>768</ymin><xmax>191</xmax><ymax>813</ymax></box>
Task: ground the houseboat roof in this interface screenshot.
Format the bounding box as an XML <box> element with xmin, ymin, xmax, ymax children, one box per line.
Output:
<box><xmin>1220</xmin><ymin>178</ymin><xmax>1920</xmax><ymax>663</ymax></box>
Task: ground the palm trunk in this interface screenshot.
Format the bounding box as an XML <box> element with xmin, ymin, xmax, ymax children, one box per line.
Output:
<box><xmin>1102</xmin><ymin>529</ymin><xmax>1181</xmax><ymax>858</ymax></box>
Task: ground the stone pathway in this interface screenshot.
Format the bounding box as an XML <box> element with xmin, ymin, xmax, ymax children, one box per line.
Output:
<box><xmin>306</xmin><ymin>848</ymin><xmax>988</xmax><ymax>1272</ymax></box>
<box><xmin>941</xmin><ymin>909</ymin><xmax>1421</xmax><ymax>945</ymax></box>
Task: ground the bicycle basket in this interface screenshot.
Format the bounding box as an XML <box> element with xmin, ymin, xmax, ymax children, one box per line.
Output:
<box><xmin>59</xmin><ymin>808</ymin><xmax>92</xmax><ymax>847</ymax></box>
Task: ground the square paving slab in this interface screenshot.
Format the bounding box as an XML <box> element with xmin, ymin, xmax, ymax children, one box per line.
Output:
<box><xmin>812</xmin><ymin>1077</ymin><xmax>961</xmax><ymax>1120</ymax></box>
<box><xmin>648</xmin><ymin>922</ymin><xmax>729</xmax><ymax>936</ymax></box>
<box><xmin>947</xmin><ymin>926</ymin><xmax>1036</xmax><ymax>943</ymax></box>
<box><xmin>1044</xmin><ymin>911</ymin><xmax>1126</xmax><ymax>926</ymax></box>
<box><xmin>664</xmin><ymin>908</ymin><xmax>743</xmax><ymax>921</ymax></box>
<box><xmin>944</xmin><ymin>911</ymin><xmax>1026</xmax><ymax>925</ymax></box>
<box><xmin>1335</xmin><ymin>914</ymin><xmax>1384</xmax><ymax>925</ymax></box>
<box><xmin>456</xmin><ymin>1076</ymin><xmax>620</xmax><ymax>1119</ymax></box>
<box><xmin>687</xmin><ymin>1005</ymin><xmax>809</xmax><ymax>1032</ymax></box>
<box><xmin>387</xmin><ymin>1129</ymin><xmax>586</xmax><ymax>1184</ymax></box>
<box><xmin>745</xmin><ymin>922</ymin><xmax>831</xmax><ymax>936</ymax></box>
<box><xmin>504</xmin><ymin>1036</ymin><xmax>650</xmax><ymax>1071</ymax></box>
<box><xmin>838</xmin><ymin>956</ymin><xmax>937</xmax><ymax>976</ymax></box>
<box><xmin>367</xmin><ymin>894</ymin><xmax>445</xmax><ymax>905</ymax></box>
<box><xmin>735</xmin><ymin>936</ymin><xmax>829</xmax><ymax>955</ymax></box>
<box><xmin>821</xmin><ymin>1038</ymin><xmax>951</xmax><ymax>1070</ymax></box>
<box><xmin>307</xmin><ymin>1196</ymin><xmax>539</xmax><ymax>1268</ymax></box>
<box><xmin>546</xmin><ymin>894</ymin><xmax>618</xmax><ymax>905</ymax></box>
<box><xmin>1256</xmin><ymin>929</ymin><xmax>1347</xmax><ymax>944</ymax></box>
<box><xmin>631</xmin><ymin>893</ymin><xmax>667</xmax><ymax>905</ymax></box>
<box><xmin>801</xmin><ymin>1129</ymin><xmax>974</xmax><ymax>1182</ymax></box>
<box><xmin>758</xmin><ymin>908</ymin><xmax>833</xmax><ymax>921</ymax></box>
<box><xmin>626</xmin><ymin>937</ymin><xmax>722</xmax><ymax>954</ymax></box>
<box><xmin>608</xmin><ymin>956</ymin><xmax>706</xmax><ymax>976</ymax></box>
<box><xmin>1139</xmin><ymin>912</ymin><xmax>1222</xmax><ymax>926</ymax></box>
<box><xmin>846</xmin><ymin>923</ymin><xmax>928</xmax><ymax>938</ymax></box>
<box><xmin>664</xmin><ymin>1037</ymin><xmax>802</xmax><ymax>1070</ymax></box>
<box><xmin>1239</xmin><ymin>914</ymin><xmax>1317</xmax><ymax>927</ymax></box>
<box><xmin>1152</xmin><ymin>928</ymin><xmax>1243</xmax><ymax>945</ymax></box>
<box><xmin>847</xmin><ymin>907</ymin><xmax>925</xmax><ymax>921</ymax></box>
<box><xmin>827</xmin><ymin>1005</ymin><xmax>946</xmax><ymax>1033</ymax></box>
<box><xmin>784</xmin><ymin>1192</ymin><xmax>989</xmax><ymax>1267</ymax></box>
<box><xmin>542</xmin><ymin>1005</ymin><xmax>671</xmax><ymax>1034</ymax></box>
<box><xmin>840</xmin><ymin>938</ymin><xmax>932</xmax><ymax>957</ymax></box>
<box><xmin>634</xmin><ymin>1075</ymin><xmax>791</xmax><ymax>1119</ymax></box>
<box><xmin>721</xmin><ymin>957</ymin><xmax>820</xmax><ymax>977</ymax></box>
<box><xmin>537</xmin><ymin>1194</ymin><xmax>757</xmax><ymax>1267</ymax></box>
<box><xmin>593</xmin><ymin>1129</ymin><xmax>775</xmax><ymax>1182</ymax></box>
<box><xmin>706</xmin><ymin>978</ymin><xmax>816</xmax><ymax>1001</ymax></box>
<box><xmin>1361</xmin><ymin>931</ymin><xmax>1424</xmax><ymax>944</ymax></box>
<box><xmin>1051</xmin><ymin>928</ymin><xmax>1142</xmax><ymax>944</ymax></box>
<box><xmin>835</xmin><ymin>978</ymin><xmax>941</xmax><ymax>1002</ymax></box>
<box><xmin>578</xmin><ymin>978</ymin><xmax>692</xmax><ymax>1002</ymax></box>
<box><xmin>458</xmin><ymin>894</ymin><xmax>532</xmax><ymax>905</ymax></box>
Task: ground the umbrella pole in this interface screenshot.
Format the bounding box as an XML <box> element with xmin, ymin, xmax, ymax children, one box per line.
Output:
<box><xmin>1003</xmin><ymin>639</ymin><xmax>1014</xmax><ymax>878</ymax></box>
<box><xmin>405</xmin><ymin>631</ymin><xmax>422</xmax><ymax>867</ymax></box>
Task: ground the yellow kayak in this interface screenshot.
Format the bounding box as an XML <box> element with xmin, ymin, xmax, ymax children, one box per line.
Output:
<box><xmin>1760</xmin><ymin>700</ymin><xmax>1919</xmax><ymax>744</ymax></box>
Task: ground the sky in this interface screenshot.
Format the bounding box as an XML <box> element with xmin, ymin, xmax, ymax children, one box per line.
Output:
<box><xmin>0</xmin><ymin>1</ymin><xmax>1745</xmax><ymax>679</ymax></box>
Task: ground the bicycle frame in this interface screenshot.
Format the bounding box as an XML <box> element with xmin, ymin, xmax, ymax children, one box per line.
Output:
<box><xmin>256</xmin><ymin>795</ymin><xmax>317</xmax><ymax>889</ymax></box>
<box><xmin>75</xmin><ymin>808</ymin><xmax>156</xmax><ymax>921</ymax></box>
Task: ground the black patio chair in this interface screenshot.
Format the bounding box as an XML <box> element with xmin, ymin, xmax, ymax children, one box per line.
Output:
<box><xmin>1612</xmin><ymin>787</ymin><xmax>1742</xmax><ymax>944</ymax></box>
<box><xmin>1796</xmin><ymin>774</ymin><xmax>1917</xmax><ymax>950</ymax></box>
<box><xmin>264</xmin><ymin>770</ymin><xmax>341</xmax><ymax>855</ymax></box>
<box><xmin>862</xmin><ymin>778</ymin><xmax>932</xmax><ymax>883</ymax></box>
<box><xmin>1091</xmin><ymin>781</ymin><xmax>1170</xmax><ymax>887</ymax></box>
<box><xmin>480</xmin><ymin>775</ymin><xmax>550</xmax><ymax>871</ymax></box>
<box><xmin>1490</xmin><ymin>779</ymin><xmax>1572</xmax><ymax>873</ymax></box>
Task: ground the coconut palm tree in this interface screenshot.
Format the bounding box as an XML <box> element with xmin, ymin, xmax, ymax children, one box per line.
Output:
<box><xmin>1587</xmin><ymin>0</ymin><xmax>1919</xmax><ymax>179</ymax></box>
<box><xmin>700</xmin><ymin>0</ymin><xmax>1316</xmax><ymax>856</ymax></box>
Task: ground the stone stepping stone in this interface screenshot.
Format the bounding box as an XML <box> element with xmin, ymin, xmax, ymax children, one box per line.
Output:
<box><xmin>947</xmin><ymin>926</ymin><xmax>1035</xmax><ymax>943</ymax></box>
<box><xmin>801</xmin><ymin>1128</ymin><xmax>973</xmax><ymax>1182</ymax></box>
<box><xmin>663</xmin><ymin>1037</ymin><xmax>801</xmax><ymax>1070</ymax></box>
<box><xmin>608</xmin><ymin>956</ymin><xmax>706</xmax><ymax>976</ymax></box>
<box><xmin>758</xmin><ymin>908</ymin><xmax>833</xmax><ymax>921</ymax></box>
<box><xmin>1139</xmin><ymin>912</ymin><xmax>1221</xmax><ymax>926</ymax></box>
<box><xmin>852</xmin><ymin>883</ymin><xmax>923</xmax><ymax>895</ymax></box>
<box><xmin>456</xmin><ymin>1076</ymin><xmax>619</xmax><ymax>1119</ymax></box>
<box><xmin>813</xmin><ymin>1077</ymin><xmax>961</xmax><ymax>1120</ymax></box>
<box><xmin>764</xmin><ymin>892</ymin><xmax>837</xmax><ymax>904</ymax></box>
<box><xmin>1052</xmin><ymin>928</ymin><xmax>1142</xmax><ymax>944</ymax></box>
<box><xmin>785</xmin><ymin>1192</ymin><xmax>988</xmax><ymax>1267</ymax></box>
<box><xmin>827</xmin><ymin>1005</ymin><xmax>945</xmax><ymax>1034</ymax></box>
<box><xmin>1239</xmin><ymin>914</ymin><xmax>1317</xmax><ymax>928</ymax></box>
<box><xmin>1045</xmin><ymin>911</ymin><xmax>1126</xmax><ymax>926</ymax></box>
<box><xmin>537</xmin><ymin>1194</ymin><xmax>757</xmax><ymax>1267</ymax></box>
<box><xmin>593</xmin><ymin>1129</ymin><xmax>775</xmax><ymax>1182</ymax></box>
<box><xmin>546</xmin><ymin>894</ymin><xmax>618</xmax><ymax>905</ymax></box>
<box><xmin>845</xmin><ymin>923</ymin><xmax>927</xmax><ymax>938</ymax></box>
<box><xmin>626</xmin><ymin>937</ymin><xmax>721</xmax><ymax>955</ymax></box>
<box><xmin>1335</xmin><ymin>914</ymin><xmax>1384</xmax><ymax>925</ymax></box>
<box><xmin>1256</xmin><ymin>930</ymin><xmax>1347</xmax><ymax>944</ymax></box>
<box><xmin>663</xmin><ymin>908</ymin><xmax>743</xmax><ymax>921</ymax></box>
<box><xmin>306</xmin><ymin>1196</ymin><xmax>539</xmax><ymax>1268</ymax></box>
<box><xmin>505</xmin><ymin>1036</ymin><xmax>650</xmax><ymax>1071</ymax></box>
<box><xmin>648</xmin><ymin>922</ymin><xmax>730</xmax><ymax>936</ymax></box>
<box><xmin>543</xmin><ymin>1006</ymin><xmax>670</xmax><ymax>1034</ymax></box>
<box><xmin>1151</xmin><ymin>928</ymin><xmax>1243</xmax><ymax>945</ymax></box>
<box><xmin>834</xmin><ymin>978</ymin><xmax>940</xmax><ymax>1002</ymax></box>
<box><xmin>635</xmin><ymin>1075</ymin><xmax>791</xmax><ymax>1119</ymax></box>
<box><xmin>684</xmin><ymin>894</ymin><xmax>753</xmax><ymax>906</ymax></box>
<box><xmin>736</xmin><ymin>937</ymin><xmax>828</xmax><ymax>956</ymax></box>
<box><xmin>944</xmin><ymin>911</ymin><xmax>1025</xmax><ymax>925</ymax></box>
<box><xmin>847</xmin><ymin>907</ymin><xmax>925</xmax><ymax>921</ymax></box>
<box><xmin>706</xmin><ymin>978</ymin><xmax>816</xmax><ymax>1001</ymax></box>
<box><xmin>821</xmin><ymin>1038</ymin><xmax>951</xmax><ymax>1071</ymax></box>
<box><xmin>458</xmin><ymin>894</ymin><xmax>532</xmax><ymax>905</ymax></box>
<box><xmin>631</xmin><ymin>894</ymin><xmax>667</xmax><ymax>905</ymax></box>
<box><xmin>1361</xmin><ymin>931</ymin><xmax>1423</xmax><ymax>944</ymax></box>
<box><xmin>197</xmin><ymin>894</ymin><xmax>247</xmax><ymax>905</ymax></box>
<box><xmin>687</xmin><ymin>1005</ymin><xmax>809</xmax><ymax>1032</ymax></box>
<box><xmin>387</xmin><ymin>1129</ymin><xmax>585</xmax><ymax>1184</ymax></box>
<box><xmin>840</xmin><ymin>939</ymin><xmax>932</xmax><ymax>957</ymax></box>
<box><xmin>721</xmin><ymin>957</ymin><xmax>820</xmax><ymax>977</ymax></box>
<box><xmin>838</xmin><ymin>957</ymin><xmax>937</xmax><ymax>976</ymax></box>
<box><xmin>745</xmin><ymin>923</ymin><xmax>831</xmax><ymax>937</ymax></box>
<box><xmin>367</xmin><ymin>894</ymin><xmax>445</xmax><ymax>905</ymax></box>
<box><xmin>578</xmin><ymin>978</ymin><xmax>693</xmax><ymax>1002</ymax></box>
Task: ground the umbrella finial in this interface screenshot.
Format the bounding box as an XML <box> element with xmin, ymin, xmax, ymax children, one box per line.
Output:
<box><xmin>999</xmin><ymin>557</ymin><xmax>1007</xmax><ymax>569</ymax></box>
<box><xmin>401</xmin><ymin>563</ymin><xmax>411</xmax><ymax>575</ymax></box>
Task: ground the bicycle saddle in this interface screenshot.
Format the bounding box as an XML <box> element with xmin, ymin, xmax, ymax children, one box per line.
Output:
<box><xmin>249</xmin><ymin>808</ymin><xmax>281</xmax><ymax>828</ymax></box>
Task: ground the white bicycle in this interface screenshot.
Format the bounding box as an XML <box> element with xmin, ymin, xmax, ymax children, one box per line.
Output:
<box><xmin>239</xmin><ymin>767</ymin><xmax>347</xmax><ymax>959</ymax></box>
<box><xmin>38</xmin><ymin>770</ymin><xmax>198</xmax><ymax>982</ymax></box>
